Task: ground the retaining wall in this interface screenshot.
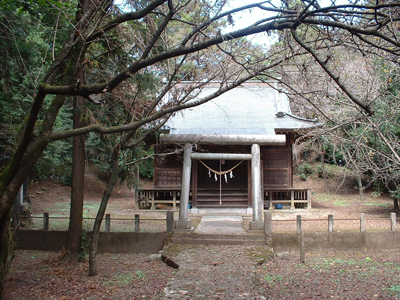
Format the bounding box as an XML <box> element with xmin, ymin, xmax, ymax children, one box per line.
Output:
<box><xmin>14</xmin><ymin>230</ymin><xmax>167</xmax><ymax>253</ymax></box>
<box><xmin>14</xmin><ymin>230</ymin><xmax>400</xmax><ymax>253</ymax></box>
<box><xmin>272</xmin><ymin>231</ymin><xmax>400</xmax><ymax>252</ymax></box>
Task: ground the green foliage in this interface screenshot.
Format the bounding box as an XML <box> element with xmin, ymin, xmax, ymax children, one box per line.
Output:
<box><xmin>78</xmin><ymin>230</ymin><xmax>90</xmax><ymax>262</ymax></box>
<box><xmin>315</xmin><ymin>164</ymin><xmax>335</xmax><ymax>179</ymax></box>
<box><xmin>297</xmin><ymin>163</ymin><xmax>312</xmax><ymax>180</ymax></box>
<box><xmin>320</xmin><ymin>136</ymin><xmax>346</xmax><ymax>167</ymax></box>
<box><xmin>297</xmin><ymin>163</ymin><xmax>312</xmax><ymax>176</ymax></box>
<box><xmin>33</xmin><ymin>105</ymin><xmax>73</xmax><ymax>182</ymax></box>
<box><xmin>138</xmin><ymin>148</ymin><xmax>154</xmax><ymax>179</ymax></box>
<box><xmin>389</xmin><ymin>187</ymin><xmax>400</xmax><ymax>200</ymax></box>
<box><xmin>0</xmin><ymin>0</ymin><xmax>74</xmax><ymax>169</ymax></box>
<box><xmin>315</xmin><ymin>164</ymin><xmax>323</xmax><ymax>177</ymax></box>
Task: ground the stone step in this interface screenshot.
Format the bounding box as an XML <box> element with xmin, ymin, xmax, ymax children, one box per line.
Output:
<box><xmin>197</xmin><ymin>193</ymin><xmax>248</xmax><ymax>197</ymax></box>
<box><xmin>196</xmin><ymin>204</ymin><xmax>248</xmax><ymax>208</ymax></box>
<box><xmin>196</xmin><ymin>198</ymin><xmax>248</xmax><ymax>202</ymax></box>
<box><xmin>171</xmin><ymin>233</ymin><xmax>266</xmax><ymax>246</ymax></box>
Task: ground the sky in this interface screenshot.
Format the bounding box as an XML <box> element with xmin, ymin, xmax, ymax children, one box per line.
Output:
<box><xmin>223</xmin><ymin>0</ymin><xmax>350</xmax><ymax>47</ymax></box>
<box><xmin>114</xmin><ymin>0</ymin><xmax>350</xmax><ymax>47</ymax></box>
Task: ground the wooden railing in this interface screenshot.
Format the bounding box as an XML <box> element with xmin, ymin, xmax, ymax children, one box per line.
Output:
<box><xmin>139</xmin><ymin>188</ymin><xmax>182</xmax><ymax>210</ymax></box>
<box><xmin>139</xmin><ymin>187</ymin><xmax>311</xmax><ymax>210</ymax></box>
<box><xmin>264</xmin><ymin>188</ymin><xmax>311</xmax><ymax>210</ymax></box>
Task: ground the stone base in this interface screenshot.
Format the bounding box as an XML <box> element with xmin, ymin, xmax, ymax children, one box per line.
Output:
<box><xmin>249</xmin><ymin>220</ymin><xmax>264</xmax><ymax>231</ymax></box>
<box><xmin>175</xmin><ymin>219</ymin><xmax>192</xmax><ymax>230</ymax></box>
<box><xmin>190</xmin><ymin>208</ymin><xmax>199</xmax><ymax>214</ymax></box>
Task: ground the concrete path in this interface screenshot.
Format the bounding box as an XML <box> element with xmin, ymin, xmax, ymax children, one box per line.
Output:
<box><xmin>194</xmin><ymin>215</ymin><xmax>245</xmax><ymax>234</ymax></box>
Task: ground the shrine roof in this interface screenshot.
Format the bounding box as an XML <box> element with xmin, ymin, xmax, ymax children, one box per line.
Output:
<box><xmin>164</xmin><ymin>81</ymin><xmax>319</xmax><ymax>137</ymax></box>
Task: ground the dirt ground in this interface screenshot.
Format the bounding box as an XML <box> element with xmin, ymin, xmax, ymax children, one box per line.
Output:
<box><xmin>5</xmin><ymin>173</ymin><xmax>400</xmax><ymax>299</ymax></box>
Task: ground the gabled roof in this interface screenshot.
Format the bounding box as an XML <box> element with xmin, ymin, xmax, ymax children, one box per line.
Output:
<box><xmin>162</xmin><ymin>81</ymin><xmax>319</xmax><ymax>143</ymax></box>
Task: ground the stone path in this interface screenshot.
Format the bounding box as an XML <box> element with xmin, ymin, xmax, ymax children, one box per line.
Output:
<box><xmin>161</xmin><ymin>244</ymin><xmax>267</xmax><ymax>300</ymax></box>
<box><xmin>162</xmin><ymin>216</ymin><xmax>267</xmax><ymax>299</ymax></box>
<box><xmin>194</xmin><ymin>215</ymin><xmax>245</xmax><ymax>234</ymax></box>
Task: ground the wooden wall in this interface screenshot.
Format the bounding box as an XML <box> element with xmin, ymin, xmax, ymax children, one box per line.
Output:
<box><xmin>154</xmin><ymin>137</ymin><xmax>293</xmax><ymax>189</ymax></box>
<box><xmin>154</xmin><ymin>145</ymin><xmax>182</xmax><ymax>187</ymax></box>
<box><xmin>261</xmin><ymin>133</ymin><xmax>293</xmax><ymax>188</ymax></box>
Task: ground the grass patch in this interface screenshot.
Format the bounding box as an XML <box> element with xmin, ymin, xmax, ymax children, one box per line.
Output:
<box><xmin>332</xmin><ymin>200</ymin><xmax>351</xmax><ymax>207</ymax></box>
<box><xmin>109</xmin><ymin>271</ymin><xmax>147</xmax><ymax>286</ymax></box>
<box><xmin>314</xmin><ymin>194</ymin><xmax>351</xmax><ymax>203</ymax></box>
<box><xmin>246</xmin><ymin>246</ymin><xmax>274</xmax><ymax>264</ymax></box>
<box><xmin>389</xmin><ymin>285</ymin><xmax>400</xmax><ymax>292</ymax></box>
<box><xmin>314</xmin><ymin>257</ymin><xmax>373</xmax><ymax>269</ymax></box>
<box><xmin>364</xmin><ymin>202</ymin><xmax>389</xmax><ymax>207</ymax></box>
<box><xmin>264</xmin><ymin>274</ymin><xmax>283</xmax><ymax>283</ymax></box>
<box><xmin>388</xmin><ymin>284</ymin><xmax>400</xmax><ymax>297</ymax></box>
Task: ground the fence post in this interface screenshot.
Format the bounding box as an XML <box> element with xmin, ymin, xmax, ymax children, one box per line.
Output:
<box><xmin>391</xmin><ymin>213</ymin><xmax>397</xmax><ymax>232</ymax></box>
<box><xmin>296</xmin><ymin>215</ymin><xmax>302</xmax><ymax>234</ymax></box>
<box><xmin>328</xmin><ymin>214</ymin><xmax>333</xmax><ymax>233</ymax></box>
<box><xmin>360</xmin><ymin>213</ymin><xmax>366</xmax><ymax>233</ymax></box>
<box><xmin>264</xmin><ymin>211</ymin><xmax>272</xmax><ymax>235</ymax></box>
<box><xmin>166</xmin><ymin>211</ymin><xmax>174</xmax><ymax>233</ymax></box>
<box><xmin>135</xmin><ymin>214</ymin><xmax>140</xmax><ymax>233</ymax></box>
<box><xmin>105</xmin><ymin>214</ymin><xmax>111</xmax><ymax>233</ymax></box>
<box><xmin>43</xmin><ymin>212</ymin><xmax>49</xmax><ymax>231</ymax></box>
<box><xmin>300</xmin><ymin>231</ymin><xmax>305</xmax><ymax>263</ymax></box>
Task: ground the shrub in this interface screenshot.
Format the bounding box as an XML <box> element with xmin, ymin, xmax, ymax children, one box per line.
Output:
<box><xmin>297</xmin><ymin>163</ymin><xmax>312</xmax><ymax>175</ymax></box>
<box><xmin>315</xmin><ymin>164</ymin><xmax>333</xmax><ymax>178</ymax></box>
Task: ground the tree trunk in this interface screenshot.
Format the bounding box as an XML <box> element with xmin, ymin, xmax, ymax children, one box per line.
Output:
<box><xmin>320</xmin><ymin>153</ymin><xmax>330</xmax><ymax>194</ymax></box>
<box><xmin>89</xmin><ymin>154</ymin><xmax>120</xmax><ymax>276</ymax></box>
<box><xmin>357</xmin><ymin>173</ymin><xmax>364</xmax><ymax>201</ymax></box>
<box><xmin>394</xmin><ymin>198</ymin><xmax>399</xmax><ymax>212</ymax></box>
<box><xmin>0</xmin><ymin>210</ymin><xmax>12</xmax><ymax>300</ymax></box>
<box><xmin>66</xmin><ymin>71</ymin><xmax>86</xmax><ymax>259</ymax></box>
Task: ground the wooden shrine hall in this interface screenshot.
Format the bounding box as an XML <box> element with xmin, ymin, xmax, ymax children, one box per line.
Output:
<box><xmin>140</xmin><ymin>81</ymin><xmax>319</xmax><ymax>230</ymax></box>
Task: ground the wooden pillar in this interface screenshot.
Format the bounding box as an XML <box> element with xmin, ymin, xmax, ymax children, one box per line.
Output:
<box><xmin>175</xmin><ymin>143</ymin><xmax>192</xmax><ymax>229</ymax></box>
<box><xmin>391</xmin><ymin>213</ymin><xmax>397</xmax><ymax>232</ymax></box>
<box><xmin>247</xmin><ymin>160</ymin><xmax>252</xmax><ymax>211</ymax></box>
<box><xmin>264</xmin><ymin>211</ymin><xmax>272</xmax><ymax>234</ymax></box>
<box><xmin>166</xmin><ymin>211</ymin><xmax>174</xmax><ymax>233</ymax></box>
<box><xmin>191</xmin><ymin>159</ymin><xmax>198</xmax><ymax>208</ymax></box>
<box><xmin>296</xmin><ymin>215</ymin><xmax>302</xmax><ymax>234</ymax></box>
<box><xmin>249</xmin><ymin>144</ymin><xmax>264</xmax><ymax>231</ymax></box>
<box><xmin>328</xmin><ymin>214</ymin><xmax>334</xmax><ymax>233</ymax></box>
<box><xmin>269</xmin><ymin>191</ymin><xmax>274</xmax><ymax>210</ymax></box>
<box><xmin>150</xmin><ymin>191</ymin><xmax>155</xmax><ymax>210</ymax></box>
<box><xmin>135</xmin><ymin>214</ymin><xmax>140</xmax><ymax>233</ymax></box>
<box><xmin>172</xmin><ymin>191</ymin><xmax>177</xmax><ymax>210</ymax></box>
<box><xmin>43</xmin><ymin>213</ymin><xmax>49</xmax><ymax>231</ymax></box>
<box><xmin>291</xmin><ymin>190</ymin><xmax>295</xmax><ymax>210</ymax></box>
<box><xmin>105</xmin><ymin>214</ymin><xmax>111</xmax><ymax>233</ymax></box>
<box><xmin>300</xmin><ymin>231</ymin><xmax>305</xmax><ymax>263</ymax></box>
<box><xmin>360</xmin><ymin>213</ymin><xmax>365</xmax><ymax>233</ymax></box>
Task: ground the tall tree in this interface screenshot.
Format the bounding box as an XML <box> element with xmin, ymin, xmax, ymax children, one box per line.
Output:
<box><xmin>67</xmin><ymin>68</ymin><xmax>87</xmax><ymax>258</ymax></box>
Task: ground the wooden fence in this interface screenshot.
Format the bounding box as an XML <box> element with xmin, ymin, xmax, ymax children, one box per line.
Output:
<box><xmin>265</xmin><ymin>188</ymin><xmax>311</xmax><ymax>210</ymax></box>
<box><xmin>265</xmin><ymin>212</ymin><xmax>398</xmax><ymax>234</ymax></box>
<box><xmin>20</xmin><ymin>211</ymin><xmax>175</xmax><ymax>233</ymax></box>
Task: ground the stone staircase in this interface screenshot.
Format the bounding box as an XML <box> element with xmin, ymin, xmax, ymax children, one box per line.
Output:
<box><xmin>170</xmin><ymin>232</ymin><xmax>266</xmax><ymax>246</ymax></box>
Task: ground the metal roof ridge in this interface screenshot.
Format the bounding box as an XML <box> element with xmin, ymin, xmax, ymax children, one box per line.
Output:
<box><xmin>275</xmin><ymin>111</ymin><xmax>319</xmax><ymax>123</ymax></box>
